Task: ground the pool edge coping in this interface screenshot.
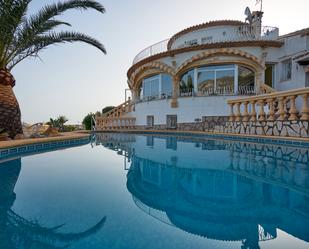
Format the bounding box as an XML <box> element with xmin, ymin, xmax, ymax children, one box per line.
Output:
<box><xmin>0</xmin><ymin>132</ymin><xmax>90</xmax><ymax>150</ymax></box>
<box><xmin>94</xmin><ymin>130</ymin><xmax>309</xmax><ymax>147</ymax></box>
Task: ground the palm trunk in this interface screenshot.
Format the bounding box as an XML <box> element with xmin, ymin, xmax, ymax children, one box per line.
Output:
<box><xmin>0</xmin><ymin>69</ymin><xmax>23</xmax><ymax>139</ymax></box>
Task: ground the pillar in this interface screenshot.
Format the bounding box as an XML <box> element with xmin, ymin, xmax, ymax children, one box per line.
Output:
<box><xmin>171</xmin><ymin>75</ymin><xmax>179</xmax><ymax>108</ymax></box>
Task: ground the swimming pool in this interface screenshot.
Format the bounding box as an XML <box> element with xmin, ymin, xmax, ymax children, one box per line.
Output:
<box><xmin>0</xmin><ymin>133</ymin><xmax>308</xmax><ymax>249</ymax></box>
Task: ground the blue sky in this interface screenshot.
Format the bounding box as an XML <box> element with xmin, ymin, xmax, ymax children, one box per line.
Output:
<box><xmin>13</xmin><ymin>0</ymin><xmax>309</xmax><ymax>124</ymax></box>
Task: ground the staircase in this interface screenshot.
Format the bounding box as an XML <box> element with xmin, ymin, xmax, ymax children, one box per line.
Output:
<box><xmin>95</xmin><ymin>100</ymin><xmax>136</xmax><ymax>131</ymax></box>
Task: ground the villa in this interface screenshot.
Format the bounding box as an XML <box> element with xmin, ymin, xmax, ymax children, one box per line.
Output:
<box><xmin>95</xmin><ymin>8</ymin><xmax>309</xmax><ymax>138</ymax></box>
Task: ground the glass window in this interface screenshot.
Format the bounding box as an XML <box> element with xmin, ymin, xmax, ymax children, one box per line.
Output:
<box><xmin>161</xmin><ymin>74</ymin><xmax>172</xmax><ymax>97</ymax></box>
<box><xmin>197</xmin><ymin>65</ymin><xmax>235</xmax><ymax>94</ymax></box>
<box><xmin>180</xmin><ymin>69</ymin><xmax>194</xmax><ymax>91</ymax></box>
<box><xmin>216</xmin><ymin>70</ymin><xmax>234</xmax><ymax>93</ymax></box>
<box><xmin>197</xmin><ymin>70</ymin><xmax>215</xmax><ymax>93</ymax></box>
<box><xmin>281</xmin><ymin>59</ymin><xmax>292</xmax><ymax>81</ymax></box>
<box><xmin>142</xmin><ymin>75</ymin><xmax>159</xmax><ymax>98</ymax></box>
<box><xmin>238</xmin><ymin>66</ymin><xmax>255</xmax><ymax>94</ymax></box>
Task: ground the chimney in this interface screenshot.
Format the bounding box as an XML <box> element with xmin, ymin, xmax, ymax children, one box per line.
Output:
<box><xmin>251</xmin><ymin>11</ymin><xmax>263</xmax><ymax>38</ymax></box>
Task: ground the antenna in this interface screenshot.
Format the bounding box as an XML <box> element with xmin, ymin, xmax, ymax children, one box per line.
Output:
<box><xmin>256</xmin><ymin>0</ymin><xmax>263</xmax><ymax>12</ymax></box>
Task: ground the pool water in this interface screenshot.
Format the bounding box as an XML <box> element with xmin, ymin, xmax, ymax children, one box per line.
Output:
<box><xmin>0</xmin><ymin>133</ymin><xmax>309</xmax><ymax>249</ymax></box>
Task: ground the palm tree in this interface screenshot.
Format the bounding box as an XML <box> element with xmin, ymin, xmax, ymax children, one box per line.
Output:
<box><xmin>0</xmin><ymin>0</ymin><xmax>106</xmax><ymax>139</ymax></box>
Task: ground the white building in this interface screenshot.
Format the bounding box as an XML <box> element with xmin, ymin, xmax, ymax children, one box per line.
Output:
<box><xmin>98</xmin><ymin>9</ymin><xmax>309</xmax><ymax>130</ymax></box>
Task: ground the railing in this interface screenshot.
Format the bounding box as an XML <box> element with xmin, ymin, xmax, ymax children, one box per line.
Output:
<box><xmin>132</xmin><ymin>39</ymin><xmax>169</xmax><ymax>65</ymax></box>
<box><xmin>227</xmin><ymin>87</ymin><xmax>309</xmax><ymax>122</ymax></box>
<box><xmin>96</xmin><ymin>117</ymin><xmax>136</xmax><ymax>130</ymax></box>
<box><xmin>95</xmin><ymin>100</ymin><xmax>135</xmax><ymax>130</ymax></box>
<box><xmin>260</xmin><ymin>83</ymin><xmax>276</xmax><ymax>94</ymax></box>
<box><xmin>102</xmin><ymin>100</ymin><xmax>133</xmax><ymax>119</ymax></box>
<box><xmin>132</xmin><ymin>25</ymin><xmax>279</xmax><ymax>65</ymax></box>
<box><xmin>178</xmin><ymin>86</ymin><xmax>255</xmax><ymax>98</ymax></box>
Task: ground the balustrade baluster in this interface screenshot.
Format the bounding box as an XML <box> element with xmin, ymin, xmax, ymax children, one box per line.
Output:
<box><xmin>243</xmin><ymin>101</ymin><xmax>249</xmax><ymax>122</ymax></box>
<box><xmin>235</xmin><ymin>102</ymin><xmax>242</xmax><ymax>122</ymax></box>
<box><xmin>229</xmin><ymin>103</ymin><xmax>235</xmax><ymax>122</ymax></box>
<box><xmin>301</xmin><ymin>93</ymin><xmax>309</xmax><ymax>121</ymax></box>
<box><xmin>258</xmin><ymin>100</ymin><xmax>266</xmax><ymax>121</ymax></box>
<box><xmin>277</xmin><ymin>97</ymin><xmax>287</xmax><ymax>121</ymax></box>
<box><xmin>288</xmin><ymin>95</ymin><xmax>298</xmax><ymax>121</ymax></box>
<box><xmin>250</xmin><ymin>100</ymin><xmax>257</xmax><ymax>121</ymax></box>
<box><xmin>267</xmin><ymin>98</ymin><xmax>275</xmax><ymax>121</ymax></box>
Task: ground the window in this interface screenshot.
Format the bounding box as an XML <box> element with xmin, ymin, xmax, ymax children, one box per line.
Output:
<box><xmin>141</xmin><ymin>73</ymin><xmax>172</xmax><ymax>100</ymax></box>
<box><xmin>146</xmin><ymin>115</ymin><xmax>154</xmax><ymax>128</ymax></box>
<box><xmin>161</xmin><ymin>74</ymin><xmax>172</xmax><ymax>97</ymax></box>
<box><xmin>142</xmin><ymin>75</ymin><xmax>160</xmax><ymax>99</ymax></box>
<box><xmin>197</xmin><ymin>70</ymin><xmax>215</xmax><ymax>93</ymax></box>
<box><xmin>166</xmin><ymin>115</ymin><xmax>177</xmax><ymax>129</ymax></box>
<box><xmin>180</xmin><ymin>69</ymin><xmax>194</xmax><ymax>95</ymax></box>
<box><xmin>238</xmin><ymin>66</ymin><xmax>255</xmax><ymax>94</ymax></box>
<box><xmin>197</xmin><ymin>65</ymin><xmax>235</xmax><ymax>94</ymax></box>
<box><xmin>281</xmin><ymin>59</ymin><xmax>292</xmax><ymax>81</ymax></box>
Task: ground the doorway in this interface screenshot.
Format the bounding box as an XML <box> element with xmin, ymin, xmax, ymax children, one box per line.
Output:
<box><xmin>265</xmin><ymin>64</ymin><xmax>275</xmax><ymax>88</ymax></box>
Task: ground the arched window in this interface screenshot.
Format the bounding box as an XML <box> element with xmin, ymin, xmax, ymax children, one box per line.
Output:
<box><xmin>238</xmin><ymin>66</ymin><xmax>255</xmax><ymax>88</ymax></box>
<box><xmin>141</xmin><ymin>73</ymin><xmax>172</xmax><ymax>100</ymax></box>
<box><xmin>197</xmin><ymin>65</ymin><xmax>235</xmax><ymax>94</ymax></box>
<box><xmin>180</xmin><ymin>69</ymin><xmax>194</xmax><ymax>95</ymax></box>
<box><xmin>179</xmin><ymin>64</ymin><xmax>255</xmax><ymax>96</ymax></box>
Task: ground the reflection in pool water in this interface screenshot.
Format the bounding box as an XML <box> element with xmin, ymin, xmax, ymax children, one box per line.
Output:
<box><xmin>96</xmin><ymin>133</ymin><xmax>309</xmax><ymax>249</ymax></box>
<box><xmin>0</xmin><ymin>158</ymin><xmax>106</xmax><ymax>249</ymax></box>
<box><xmin>0</xmin><ymin>133</ymin><xmax>308</xmax><ymax>249</ymax></box>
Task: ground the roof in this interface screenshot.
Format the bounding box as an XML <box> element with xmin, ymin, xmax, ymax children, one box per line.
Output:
<box><xmin>279</xmin><ymin>27</ymin><xmax>309</xmax><ymax>39</ymax></box>
<box><xmin>127</xmin><ymin>40</ymin><xmax>283</xmax><ymax>79</ymax></box>
<box><xmin>167</xmin><ymin>20</ymin><xmax>246</xmax><ymax>50</ymax></box>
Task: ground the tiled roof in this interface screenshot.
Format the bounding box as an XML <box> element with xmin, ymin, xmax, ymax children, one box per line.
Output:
<box><xmin>127</xmin><ymin>40</ymin><xmax>283</xmax><ymax>78</ymax></box>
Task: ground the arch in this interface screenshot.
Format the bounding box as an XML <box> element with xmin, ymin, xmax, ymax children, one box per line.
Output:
<box><xmin>130</xmin><ymin>61</ymin><xmax>176</xmax><ymax>89</ymax></box>
<box><xmin>176</xmin><ymin>48</ymin><xmax>265</xmax><ymax>77</ymax></box>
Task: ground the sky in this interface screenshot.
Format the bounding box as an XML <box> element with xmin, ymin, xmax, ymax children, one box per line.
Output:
<box><xmin>13</xmin><ymin>0</ymin><xmax>309</xmax><ymax>124</ymax></box>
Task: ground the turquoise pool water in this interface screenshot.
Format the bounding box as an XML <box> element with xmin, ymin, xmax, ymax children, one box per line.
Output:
<box><xmin>0</xmin><ymin>133</ymin><xmax>309</xmax><ymax>249</ymax></box>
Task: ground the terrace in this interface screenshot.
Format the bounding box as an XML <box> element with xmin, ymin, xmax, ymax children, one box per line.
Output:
<box><xmin>132</xmin><ymin>24</ymin><xmax>279</xmax><ymax>65</ymax></box>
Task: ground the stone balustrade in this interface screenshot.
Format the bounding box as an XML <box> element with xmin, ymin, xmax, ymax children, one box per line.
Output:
<box><xmin>228</xmin><ymin>87</ymin><xmax>309</xmax><ymax>123</ymax></box>
<box><xmin>96</xmin><ymin>117</ymin><xmax>136</xmax><ymax>131</ymax></box>
<box><xmin>103</xmin><ymin>100</ymin><xmax>133</xmax><ymax>119</ymax></box>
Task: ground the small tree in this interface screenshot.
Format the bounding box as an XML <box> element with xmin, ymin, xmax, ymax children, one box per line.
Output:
<box><xmin>83</xmin><ymin>113</ymin><xmax>93</xmax><ymax>130</ymax></box>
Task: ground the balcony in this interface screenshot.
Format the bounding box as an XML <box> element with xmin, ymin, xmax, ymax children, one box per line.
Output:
<box><xmin>132</xmin><ymin>25</ymin><xmax>279</xmax><ymax>65</ymax></box>
<box><xmin>135</xmin><ymin>85</ymin><xmax>256</xmax><ymax>104</ymax></box>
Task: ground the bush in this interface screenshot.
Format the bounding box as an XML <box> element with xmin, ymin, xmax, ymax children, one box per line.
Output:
<box><xmin>83</xmin><ymin>113</ymin><xmax>93</xmax><ymax>130</ymax></box>
<box><xmin>102</xmin><ymin>106</ymin><xmax>115</xmax><ymax>114</ymax></box>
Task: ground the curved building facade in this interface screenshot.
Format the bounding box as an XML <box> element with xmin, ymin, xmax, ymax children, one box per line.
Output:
<box><xmin>96</xmin><ymin>9</ymin><xmax>309</xmax><ymax>130</ymax></box>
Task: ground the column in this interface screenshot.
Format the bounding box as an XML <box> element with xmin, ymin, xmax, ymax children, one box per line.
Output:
<box><xmin>255</xmin><ymin>70</ymin><xmax>263</xmax><ymax>94</ymax></box>
<box><xmin>171</xmin><ymin>75</ymin><xmax>179</xmax><ymax>108</ymax></box>
<box><xmin>194</xmin><ymin>68</ymin><xmax>198</xmax><ymax>95</ymax></box>
<box><xmin>234</xmin><ymin>65</ymin><xmax>238</xmax><ymax>94</ymax></box>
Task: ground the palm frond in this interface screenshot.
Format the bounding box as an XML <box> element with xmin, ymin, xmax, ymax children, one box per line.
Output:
<box><xmin>0</xmin><ymin>0</ymin><xmax>106</xmax><ymax>69</ymax></box>
<box><xmin>0</xmin><ymin>0</ymin><xmax>31</xmax><ymax>67</ymax></box>
<box><xmin>8</xmin><ymin>31</ymin><xmax>106</xmax><ymax>69</ymax></box>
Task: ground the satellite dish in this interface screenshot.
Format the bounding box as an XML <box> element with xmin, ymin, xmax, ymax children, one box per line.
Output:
<box><xmin>245</xmin><ymin>7</ymin><xmax>253</xmax><ymax>24</ymax></box>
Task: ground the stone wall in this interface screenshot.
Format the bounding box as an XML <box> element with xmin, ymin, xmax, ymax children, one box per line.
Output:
<box><xmin>134</xmin><ymin>116</ymin><xmax>309</xmax><ymax>138</ymax></box>
<box><xmin>219</xmin><ymin>120</ymin><xmax>309</xmax><ymax>138</ymax></box>
<box><xmin>136</xmin><ymin>116</ymin><xmax>228</xmax><ymax>132</ymax></box>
